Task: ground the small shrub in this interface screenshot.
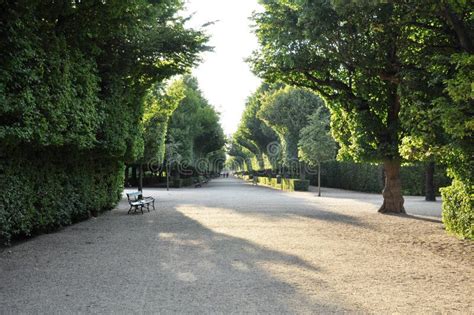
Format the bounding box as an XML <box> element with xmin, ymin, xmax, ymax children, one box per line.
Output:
<box><xmin>281</xmin><ymin>179</ymin><xmax>309</xmax><ymax>191</ymax></box>
<box><xmin>441</xmin><ymin>180</ymin><xmax>473</xmax><ymax>240</ymax></box>
<box><xmin>293</xmin><ymin>179</ymin><xmax>309</xmax><ymax>191</ymax></box>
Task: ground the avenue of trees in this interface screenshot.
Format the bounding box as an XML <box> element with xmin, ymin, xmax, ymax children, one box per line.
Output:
<box><xmin>166</xmin><ymin>76</ymin><xmax>225</xmax><ymax>175</ymax></box>
<box><xmin>229</xmin><ymin>0</ymin><xmax>472</xmax><ymax>239</ymax></box>
<box><xmin>126</xmin><ymin>75</ymin><xmax>225</xmax><ymax>188</ymax></box>
<box><xmin>0</xmin><ymin>1</ymin><xmax>214</xmax><ymax>242</ymax></box>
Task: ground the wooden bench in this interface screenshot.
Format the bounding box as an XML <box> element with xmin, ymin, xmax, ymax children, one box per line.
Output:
<box><xmin>126</xmin><ymin>191</ymin><xmax>155</xmax><ymax>214</ymax></box>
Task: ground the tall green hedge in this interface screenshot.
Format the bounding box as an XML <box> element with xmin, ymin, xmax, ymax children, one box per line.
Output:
<box><xmin>0</xmin><ymin>149</ymin><xmax>124</xmax><ymax>242</ymax></box>
<box><xmin>0</xmin><ymin>1</ymin><xmax>206</xmax><ymax>243</ymax></box>
<box><xmin>314</xmin><ymin>161</ymin><xmax>450</xmax><ymax>195</ymax></box>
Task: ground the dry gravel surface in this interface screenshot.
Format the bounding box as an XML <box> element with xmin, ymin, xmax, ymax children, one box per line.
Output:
<box><xmin>0</xmin><ymin>177</ymin><xmax>472</xmax><ymax>313</ymax></box>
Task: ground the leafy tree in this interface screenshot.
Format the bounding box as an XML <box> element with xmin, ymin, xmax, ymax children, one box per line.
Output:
<box><xmin>396</xmin><ymin>1</ymin><xmax>473</xmax><ymax>237</ymax></box>
<box><xmin>227</xmin><ymin>138</ymin><xmax>254</xmax><ymax>172</ymax></box>
<box><xmin>258</xmin><ymin>86</ymin><xmax>324</xmax><ymax>177</ymax></box>
<box><xmin>233</xmin><ymin>129</ymin><xmax>261</xmax><ymax>165</ymax></box>
<box><xmin>237</xmin><ymin>84</ymin><xmax>280</xmax><ymax>170</ymax></box>
<box><xmin>142</xmin><ymin>80</ymin><xmax>185</xmax><ymax>164</ymax></box>
<box><xmin>251</xmin><ymin>0</ymin><xmax>473</xmax><ymax>227</ymax></box>
<box><xmin>250</xmin><ymin>0</ymin><xmax>421</xmax><ymax>213</ymax></box>
<box><xmin>166</xmin><ymin>76</ymin><xmax>225</xmax><ymax>175</ymax></box>
<box><xmin>299</xmin><ymin>107</ymin><xmax>337</xmax><ymax>196</ymax></box>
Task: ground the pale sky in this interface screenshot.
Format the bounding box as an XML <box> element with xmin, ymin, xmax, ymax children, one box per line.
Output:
<box><xmin>183</xmin><ymin>0</ymin><xmax>262</xmax><ymax>135</ymax></box>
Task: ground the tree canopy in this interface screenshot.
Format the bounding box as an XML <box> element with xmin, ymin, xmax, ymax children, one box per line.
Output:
<box><xmin>298</xmin><ymin>107</ymin><xmax>336</xmax><ymax>167</ymax></box>
<box><xmin>166</xmin><ymin>76</ymin><xmax>226</xmax><ymax>175</ymax></box>
<box><xmin>250</xmin><ymin>0</ymin><xmax>473</xmax><ymax>216</ymax></box>
<box><xmin>258</xmin><ymin>86</ymin><xmax>325</xmax><ymax>168</ymax></box>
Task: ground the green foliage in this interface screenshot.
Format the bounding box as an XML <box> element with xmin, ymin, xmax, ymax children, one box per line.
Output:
<box><xmin>250</xmin><ymin>0</ymin><xmax>408</xmax><ymax>163</ymax></box>
<box><xmin>181</xmin><ymin>177</ymin><xmax>195</xmax><ymax>187</ymax></box>
<box><xmin>270</xmin><ymin>178</ymin><xmax>281</xmax><ymax>189</ymax></box>
<box><xmin>251</xmin><ymin>0</ymin><xmax>473</xmax><ymax>218</ymax></box>
<box><xmin>299</xmin><ymin>107</ymin><xmax>336</xmax><ymax>166</ymax></box>
<box><xmin>235</xmin><ymin>84</ymin><xmax>280</xmax><ymax>170</ymax></box>
<box><xmin>317</xmin><ymin>161</ymin><xmax>383</xmax><ymax>193</ymax></box>
<box><xmin>166</xmin><ymin>76</ymin><xmax>226</xmax><ymax>174</ymax></box>
<box><xmin>0</xmin><ymin>150</ymin><xmax>124</xmax><ymax>243</ymax></box>
<box><xmin>258</xmin><ymin>86</ymin><xmax>324</xmax><ymax>165</ymax></box>
<box><xmin>170</xmin><ymin>178</ymin><xmax>183</xmax><ymax>188</ymax></box>
<box><xmin>394</xmin><ymin>2</ymin><xmax>473</xmax><ymax>237</ymax></box>
<box><xmin>0</xmin><ymin>1</ymin><xmax>207</xmax><ymax>242</ymax></box>
<box><xmin>281</xmin><ymin>179</ymin><xmax>309</xmax><ymax>192</ymax></box>
<box><xmin>253</xmin><ymin>176</ymin><xmax>309</xmax><ymax>192</ymax></box>
<box><xmin>142</xmin><ymin>80</ymin><xmax>185</xmax><ymax>164</ymax></box>
<box><xmin>441</xmin><ymin>180</ymin><xmax>473</xmax><ymax>240</ymax></box>
<box><xmin>315</xmin><ymin>161</ymin><xmax>450</xmax><ymax>195</ymax></box>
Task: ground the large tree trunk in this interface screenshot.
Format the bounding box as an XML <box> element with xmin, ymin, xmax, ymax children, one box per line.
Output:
<box><xmin>300</xmin><ymin>161</ymin><xmax>306</xmax><ymax>180</ymax></box>
<box><xmin>378</xmin><ymin>159</ymin><xmax>405</xmax><ymax>213</ymax></box>
<box><xmin>425</xmin><ymin>161</ymin><xmax>436</xmax><ymax>201</ymax></box>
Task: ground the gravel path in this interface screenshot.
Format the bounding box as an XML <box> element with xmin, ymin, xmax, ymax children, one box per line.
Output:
<box><xmin>1</xmin><ymin>178</ymin><xmax>472</xmax><ymax>313</ymax></box>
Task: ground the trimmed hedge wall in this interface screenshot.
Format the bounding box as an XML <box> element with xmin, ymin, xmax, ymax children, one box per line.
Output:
<box><xmin>236</xmin><ymin>161</ymin><xmax>450</xmax><ymax>196</ymax></box>
<box><xmin>282</xmin><ymin>179</ymin><xmax>309</xmax><ymax>191</ymax></box>
<box><xmin>252</xmin><ymin>176</ymin><xmax>309</xmax><ymax>192</ymax></box>
<box><xmin>0</xmin><ymin>149</ymin><xmax>124</xmax><ymax>243</ymax></box>
<box><xmin>314</xmin><ymin>161</ymin><xmax>450</xmax><ymax>195</ymax></box>
<box><xmin>0</xmin><ymin>1</ymin><xmax>207</xmax><ymax>244</ymax></box>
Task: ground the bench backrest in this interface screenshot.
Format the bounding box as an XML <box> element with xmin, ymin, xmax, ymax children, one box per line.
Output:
<box><xmin>126</xmin><ymin>191</ymin><xmax>143</xmax><ymax>202</ymax></box>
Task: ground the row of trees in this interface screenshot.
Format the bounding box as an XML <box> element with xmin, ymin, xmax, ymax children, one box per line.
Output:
<box><xmin>127</xmin><ymin>75</ymin><xmax>226</xmax><ymax>188</ymax></box>
<box><xmin>0</xmin><ymin>1</ymin><xmax>209</xmax><ymax>242</ymax></box>
<box><xmin>228</xmin><ymin>84</ymin><xmax>334</xmax><ymax>192</ymax></box>
<box><xmin>166</xmin><ymin>76</ymin><xmax>226</xmax><ymax>176</ymax></box>
<box><xmin>231</xmin><ymin>0</ymin><xmax>472</xmax><ymax>239</ymax></box>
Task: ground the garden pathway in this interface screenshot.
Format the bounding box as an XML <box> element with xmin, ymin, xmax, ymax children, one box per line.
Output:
<box><xmin>0</xmin><ymin>178</ymin><xmax>472</xmax><ymax>313</ymax></box>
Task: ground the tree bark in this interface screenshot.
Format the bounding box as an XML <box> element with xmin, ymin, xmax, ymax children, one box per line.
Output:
<box><xmin>425</xmin><ymin>161</ymin><xmax>436</xmax><ymax>201</ymax></box>
<box><xmin>378</xmin><ymin>159</ymin><xmax>405</xmax><ymax>213</ymax></box>
<box><xmin>166</xmin><ymin>162</ymin><xmax>170</xmax><ymax>191</ymax></box>
<box><xmin>131</xmin><ymin>165</ymin><xmax>137</xmax><ymax>182</ymax></box>
<box><xmin>124</xmin><ymin>165</ymin><xmax>129</xmax><ymax>187</ymax></box>
<box><xmin>317</xmin><ymin>162</ymin><xmax>321</xmax><ymax>197</ymax></box>
<box><xmin>138</xmin><ymin>163</ymin><xmax>143</xmax><ymax>192</ymax></box>
<box><xmin>300</xmin><ymin>161</ymin><xmax>306</xmax><ymax>180</ymax></box>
